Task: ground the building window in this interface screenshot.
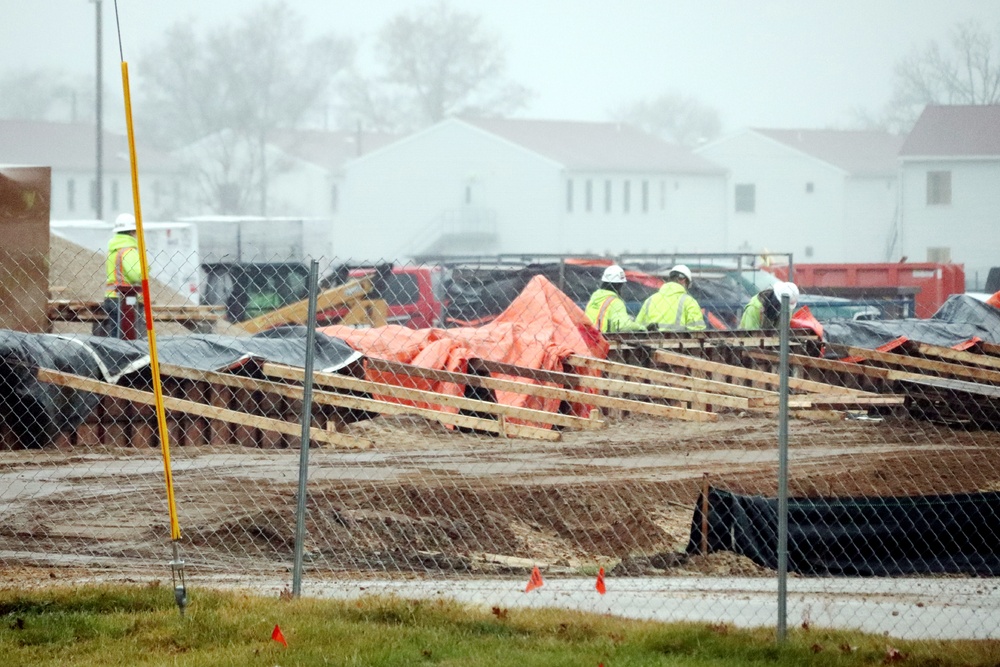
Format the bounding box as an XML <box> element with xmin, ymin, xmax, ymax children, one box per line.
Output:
<box><xmin>89</xmin><ymin>179</ymin><xmax>97</xmax><ymax>211</ymax></box>
<box><xmin>805</xmin><ymin>182</ymin><xmax>814</xmax><ymax>193</ymax></box>
<box><xmin>331</xmin><ymin>184</ymin><xmax>340</xmax><ymax>212</ymax></box>
<box><xmin>566</xmin><ymin>179</ymin><xmax>574</xmax><ymax>213</ymax></box>
<box><xmin>641</xmin><ymin>180</ymin><xmax>649</xmax><ymax>213</ymax></box>
<box><xmin>585</xmin><ymin>180</ymin><xmax>593</xmax><ymax>212</ymax></box>
<box><xmin>67</xmin><ymin>179</ymin><xmax>76</xmax><ymax>211</ymax></box>
<box><xmin>660</xmin><ymin>181</ymin><xmax>666</xmax><ymax>209</ymax></box>
<box><xmin>604</xmin><ymin>180</ymin><xmax>612</xmax><ymax>213</ymax></box>
<box><xmin>927</xmin><ymin>171</ymin><xmax>951</xmax><ymax>205</ymax></box>
<box><xmin>735</xmin><ymin>183</ymin><xmax>756</xmax><ymax>213</ymax></box>
<box><xmin>153</xmin><ymin>180</ymin><xmax>162</xmax><ymax>208</ymax></box>
<box><xmin>111</xmin><ymin>180</ymin><xmax>119</xmax><ymax>210</ymax></box>
<box><xmin>623</xmin><ymin>181</ymin><xmax>631</xmax><ymax>214</ymax></box>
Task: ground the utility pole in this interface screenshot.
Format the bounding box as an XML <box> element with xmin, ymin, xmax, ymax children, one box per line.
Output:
<box><xmin>94</xmin><ymin>0</ymin><xmax>104</xmax><ymax>220</ymax></box>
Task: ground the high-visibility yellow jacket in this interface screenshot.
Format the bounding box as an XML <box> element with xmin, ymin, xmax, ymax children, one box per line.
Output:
<box><xmin>739</xmin><ymin>294</ymin><xmax>768</xmax><ymax>329</ymax></box>
<box><xmin>636</xmin><ymin>282</ymin><xmax>706</xmax><ymax>331</ymax></box>
<box><xmin>105</xmin><ymin>233</ymin><xmax>142</xmax><ymax>299</ymax></box>
<box><xmin>584</xmin><ymin>288</ymin><xmax>644</xmax><ymax>333</ymax></box>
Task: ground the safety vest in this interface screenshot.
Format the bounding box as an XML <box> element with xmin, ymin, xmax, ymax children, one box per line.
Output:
<box><xmin>105</xmin><ymin>234</ymin><xmax>142</xmax><ymax>299</ymax></box>
<box><xmin>636</xmin><ymin>282</ymin><xmax>706</xmax><ymax>331</ymax></box>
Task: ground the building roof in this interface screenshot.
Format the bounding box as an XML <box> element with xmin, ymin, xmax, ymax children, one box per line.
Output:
<box><xmin>899</xmin><ymin>105</ymin><xmax>1000</xmax><ymax>158</ymax></box>
<box><xmin>269</xmin><ymin>129</ymin><xmax>399</xmax><ymax>172</ymax></box>
<box><xmin>461</xmin><ymin>117</ymin><xmax>725</xmax><ymax>174</ymax></box>
<box><xmin>754</xmin><ymin>128</ymin><xmax>905</xmax><ymax>176</ymax></box>
<box><xmin>0</xmin><ymin>119</ymin><xmax>177</xmax><ymax>172</ymax></box>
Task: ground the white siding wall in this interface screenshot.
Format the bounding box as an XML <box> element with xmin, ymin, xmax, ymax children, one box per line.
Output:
<box><xmin>900</xmin><ymin>159</ymin><xmax>1000</xmax><ymax>289</ymax></box>
<box><xmin>341</xmin><ymin>122</ymin><xmax>566</xmax><ymax>262</ymax></box>
<box><xmin>266</xmin><ymin>156</ymin><xmax>337</xmax><ymax>218</ymax></box>
<box><xmin>49</xmin><ymin>169</ymin><xmax>184</xmax><ymax>221</ymax></box>
<box><xmin>700</xmin><ymin>132</ymin><xmax>856</xmax><ymax>261</ymax></box>
<box><xmin>559</xmin><ymin>173</ymin><xmax>725</xmax><ymax>254</ymax></box>
<box><xmin>844</xmin><ymin>176</ymin><xmax>898</xmax><ymax>262</ymax></box>
<box><xmin>341</xmin><ymin>121</ymin><xmax>728</xmax><ymax>262</ymax></box>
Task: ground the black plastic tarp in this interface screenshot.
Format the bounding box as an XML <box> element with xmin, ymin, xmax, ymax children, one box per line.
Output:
<box><xmin>0</xmin><ymin>328</ymin><xmax>362</xmax><ymax>447</ymax></box>
<box><xmin>687</xmin><ymin>487</ymin><xmax>1000</xmax><ymax>576</ymax></box>
<box><xmin>823</xmin><ymin>295</ymin><xmax>1000</xmax><ymax>350</ymax></box>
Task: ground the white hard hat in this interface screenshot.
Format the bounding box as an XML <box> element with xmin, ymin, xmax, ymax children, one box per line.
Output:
<box><xmin>601</xmin><ymin>264</ymin><xmax>627</xmax><ymax>284</ymax></box>
<box><xmin>668</xmin><ymin>264</ymin><xmax>693</xmax><ymax>283</ymax></box>
<box><xmin>773</xmin><ymin>281</ymin><xmax>800</xmax><ymax>308</ymax></box>
<box><xmin>113</xmin><ymin>213</ymin><xmax>136</xmax><ymax>234</ymax></box>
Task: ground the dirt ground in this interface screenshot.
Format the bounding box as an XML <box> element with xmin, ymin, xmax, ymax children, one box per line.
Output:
<box><xmin>2</xmin><ymin>411</ymin><xmax>998</xmax><ymax>585</ymax></box>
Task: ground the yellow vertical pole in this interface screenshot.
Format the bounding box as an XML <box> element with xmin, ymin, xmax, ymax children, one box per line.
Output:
<box><xmin>120</xmin><ymin>60</ymin><xmax>181</xmax><ymax>542</ymax></box>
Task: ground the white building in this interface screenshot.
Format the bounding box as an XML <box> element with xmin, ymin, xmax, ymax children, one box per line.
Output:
<box><xmin>173</xmin><ymin>128</ymin><xmax>396</xmax><ymax>218</ymax></box>
<box><xmin>697</xmin><ymin>129</ymin><xmax>904</xmax><ymax>262</ymax></box>
<box><xmin>337</xmin><ymin>117</ymin><xmax>727</xmax><ymax>263</ymax></box>
<box><xmin>0</xmin><ymin>119</ymin><xmax>187</xmax><ymax>221</ymax></box>
<box><xmin>898</xmin><ymin>105</ymin><xmax>1000</xmax><ymax>290</ymax></box>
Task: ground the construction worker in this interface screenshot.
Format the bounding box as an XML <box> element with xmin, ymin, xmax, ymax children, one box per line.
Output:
<box><xmin>97</xmin><ymin>213</ymin><xmax>143</xmax><ymax>338</ymax></box>
<box><xmin>584</xmin><ymin>265</ymin><xmax>644</xmax><ymax>332</ymax></box>
<box><xmin>636</xmin><ymin>264</ymin><xmax>706</xmax><ymax>331</ymax></box>
<box><xmin>739</xmin><ymin>281</ymin><xmax>799</xmax><ymax>329</ymax></box>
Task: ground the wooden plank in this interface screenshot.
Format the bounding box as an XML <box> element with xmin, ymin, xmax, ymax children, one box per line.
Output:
<box><xmin>261</xmin><ymin>362</ymin><xmax>601</xmax><ymax>430</ymax></box>
<box><xmin>977</xmin><ymin>341</ymin><xmax>1000</xmax><ymax>358</ymax></box>
<box><xmin>238</xmin><ymin>277</ymin><xmax>373</xmax><ymax>334</ymax></box>
<box><xmin>901</xmin><ymin>340</ymin><xmax>1000</xmax><ymax>372</ymax></box>
<box><xmin>896</xmin><ymin>375</ymin><xmax>1000</xmax><ymax>399</ymax></box>
<box><xmin>36</xmin><ymin>368</ymin><xmax>370</xmax><ymax>449</ymax></box>
<box><xmin>781</xmin><ymin>395</ymin><xmax>905</xmax><ymax>409</ymax></box>
<box><xmin>565</xmin><ymin>354</ymin><xmax>775</xmax><ymax>399</ymax></box>
<box><xmin>830</xmin><ymin>344</ymin><xmax>1000</xmax><ymax>385</ymax></box>
<box><xmin>366</xmin><ymin>358</ymin><xmax>718</xmax><ymax>422</ymax></box>
<box><xmin>469</xmin><ymin>358</ymin><xmax>755</xmax><ymax>410</ymax></box>
<box><xmin>744</xmin><ymin>349</ymin><xmax>892</xmax><ymax>380</ymax></box>
<box><xmin>652</xmin><ymin>349</ymin><xmax>864</xmax><ymax>396</ymax></box>
<box><xmin>158</xmin><ymin>363</ymin><xmax>560</xmax><ymax>441</ymax></box>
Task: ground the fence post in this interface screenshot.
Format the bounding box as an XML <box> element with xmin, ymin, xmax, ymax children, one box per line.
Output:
<box><xmin>292</xmin><ymin>259</ymin><xmax>320</xmax><ymax>597</ymax></box>
<box><xmin>776</xmin><ymin>293</ymin><xmax>791</xmax><ymax>643</ymax></box>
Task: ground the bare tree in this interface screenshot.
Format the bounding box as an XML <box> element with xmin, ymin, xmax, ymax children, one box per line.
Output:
<box><xmin>611</xmin><ymin>93</ymin><xmax>722</xmax><ymax>147</ymax></box>
<box><xmin>341</xmin><ymin>1</ymin><xmax>531</xmax><ymax>132</ymax></box>
<box><xmin>0</xmin><ymin>68</ymin><xmax>95</xmax><ymax>122</ymax></box>
<box><xmin>137</xmin><ymin>2</ymin><xmax>353</xmax><ymax>214</ymax></box>
<box><xmin>880</xmin><ymin>20</ymin><xmax>1000</xmax><ymax>132</ymax></box>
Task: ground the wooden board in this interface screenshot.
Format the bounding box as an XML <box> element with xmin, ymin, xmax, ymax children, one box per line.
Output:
<box><xmin>565</xmin><ymin>354</ymin><xmax>775</xmax><ymax>399</ymax></box>
<box><xmin>900</xmin><ymin>340</ymin><xmax>1000</xmax><ymax>372</ymax></box>
<box><xmin>744</xmin><ymin>349</ymin><xmax>892</xmax><ymax>380</ymax></box>
<box><xmin>469</xmin><ymin>358</ymin><xmax>756</xmax><ymax>410</ymax></box>
<box><xmin>652</xmin><ymin>349</ymin><xmax>867</xmax><ymax>396</ymax></box>
<box><xmin>36</xmin><ymin>367</ymin><xmax>370</xmax><ymax>449</ymax></box>
<box><xmin>260</xmin><ymin>362</ymin><xmax>601</xmax><ymax>430</ymax></box>
<box><xmin>157</xmin><ymin>363</ymin><xmax>560</xmax><ymax>442</ymax></box>
<box><xmin>830</xmin><ymin>344</ymin><xmax>1000</xmax><ymax>385</ymax></box>
<box><xmin>366</xmin><ymin>358</ymin><xmax>717</xmax><ymax>422</ymax></box>
<box><xmin>238</xmin><ymin>277</ymin><xmax>373</xmax><ymax>334</ymax></box>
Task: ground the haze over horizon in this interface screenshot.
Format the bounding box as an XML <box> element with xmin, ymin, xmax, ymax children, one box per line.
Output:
<box><xmin>2</xmin><ymin>0</ymin><xmax>999</xmax><ymax>135</ymax></box>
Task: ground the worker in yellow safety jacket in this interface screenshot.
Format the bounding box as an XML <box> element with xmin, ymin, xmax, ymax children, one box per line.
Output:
<box><xmin>739</xmin><ymin>281</ymin><xmax>799</xmax><ymax>329</ymax></box>
<box><xmin>636</xmin><ymin>264</ymin><xmax>706</xmax><ymax>331</ymax></box>
<box><xmin>97</xmin><ymin>213</ymin><xmax>144</xmax><ymax>338</ymax></box>
<box><xmin>584</xmin><ymin>265</ymin><xmax>645</xmax><ymax>333</ymax></box>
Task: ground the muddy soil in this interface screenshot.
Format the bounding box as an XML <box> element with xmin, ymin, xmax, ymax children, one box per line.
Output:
<box><xmin>1</xmin><ymin>413</ymin><xmax>998</xmax><ymax>584</ymax></box>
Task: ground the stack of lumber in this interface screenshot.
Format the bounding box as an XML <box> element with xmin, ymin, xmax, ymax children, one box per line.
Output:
<box><xmin>743</xmin><ymin>339</ymin><xmax>1000</xmax><ymax>425</ymax></box>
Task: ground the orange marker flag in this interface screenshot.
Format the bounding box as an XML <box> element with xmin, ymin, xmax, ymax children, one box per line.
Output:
<box><xmin>271</xmin><ymin>624</ymin><xmax>288</xmax><ymax>647</ymax></box>
<box><xmin>524</xmin><ymin>566</ymin><xmax>544</xmax><ymax>592</ymax></box>
<box><xmin>595</xmin><ymin>567</ymin><xmax>606</xmax><ymax>595</ymax></box>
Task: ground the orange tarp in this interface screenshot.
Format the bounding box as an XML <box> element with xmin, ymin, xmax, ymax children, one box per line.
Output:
<box><xmin>319</xmin><ymin>275</ymin><xmax>609</xmax><ymax>421</ymax></box>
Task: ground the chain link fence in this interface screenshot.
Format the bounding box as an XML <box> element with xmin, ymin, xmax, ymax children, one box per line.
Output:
<box><xmin>2</xmin><ymin>238</ymin><xmax>999</xmax><ymax>640</ymax></box>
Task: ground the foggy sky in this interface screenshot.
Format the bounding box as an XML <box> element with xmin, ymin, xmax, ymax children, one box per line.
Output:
<box><xmin>2</xmin><ymin>0</ymin><xmax>999</xmax><ymax>132</ymax></box>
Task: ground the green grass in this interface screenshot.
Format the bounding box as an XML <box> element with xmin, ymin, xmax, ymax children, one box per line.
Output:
<box><xmin>0</xmin><ymin>584</ymin><xmax>998</xmax><ymax>666</ymax></box>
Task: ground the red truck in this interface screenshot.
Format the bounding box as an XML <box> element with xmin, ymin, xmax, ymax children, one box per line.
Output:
<box><xmin>347</xmin><ymin>265</ymin><xmax>448</xmax><ymax>329</ymax></box>
<box><xmin>769</xmin><ymin>263</ymin><xmax>965</xmax><ymax>319</ymax></box>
